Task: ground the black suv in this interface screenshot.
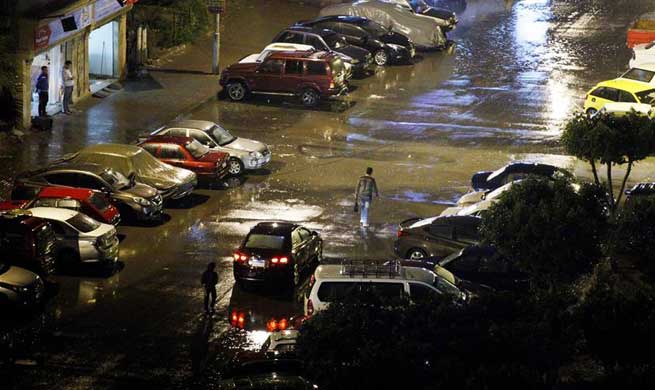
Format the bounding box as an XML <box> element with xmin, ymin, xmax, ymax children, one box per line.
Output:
<box><xmin>471</xmin><ymin>163</ymin><xmax>570</xmax><ymax>192</ymax></box>
<box><xmin>233</xmin><ymin>222</ymin><xmax>322</xmax><ymax>288</ymax></box>
<box><xmin>13</xmin><ymin>164</ymin><xmax>163</xmax><ymax>222</ymax></box>
<box><xmin>295</xmin><ymin>15</ymin><xmax>415</xmax><ymax>65</ymax></box>
<box><xmin>273</xmin><ymin>27</ymin><xmax>374</xmax><ymax>75</ymax></box>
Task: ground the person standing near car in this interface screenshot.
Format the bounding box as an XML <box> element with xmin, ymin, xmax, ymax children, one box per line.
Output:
<box><xmin>201</xmin><ymin>262</ymin><xmax>218</xmax><ymax>314</ymax></box>
<box><xmin>355</xmin><ymin>167</ymin><xmax>379</xmax><ymax>227</ymax></box>
<box><xmin>36</xmin><ymin>66</ymin><xmax>49</xmax><ymax>117</ymax></box>
<box><xmin>62</xmin><ymin>61</ymin><xmax>74</xmax><ymax>114</ymax></box>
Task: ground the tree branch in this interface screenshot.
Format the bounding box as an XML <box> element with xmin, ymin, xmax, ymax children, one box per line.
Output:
<box><xmin>590</xmin><ymin>159</ymin><xmax>600</xmax><ymax>186</ymax></box>
<box><xmin>615</xmin><ymin>160</ymin><xmax>633</xmax><ymax>208</ymax></box>
<box><xmin>607</xmin><ymin>164</ymin><xmax>615</xmax><ymax>211</ymax></box>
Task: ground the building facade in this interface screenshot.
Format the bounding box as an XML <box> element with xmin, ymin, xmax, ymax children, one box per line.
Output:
<box><xmin>16</xmin><ymin>0</ymin><xmax>134</xmax><ymax>128</ymax></box>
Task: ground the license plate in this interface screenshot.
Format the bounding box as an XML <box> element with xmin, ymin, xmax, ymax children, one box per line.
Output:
<box><xmin>249</xmin><ymin>258</ymin><xmax>265</xmax><ymax>268</ymax></box>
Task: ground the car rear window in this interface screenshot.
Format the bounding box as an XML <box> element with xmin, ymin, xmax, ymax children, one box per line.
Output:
<box><xmin>317</xmin><ymin>281</ymin><xmax>404</xmax><ymax>302</ymax></box>
<box><xmin>622</xmin><ymin>68</ymin><xmax>655</xmax><ymax>83</ymax></box>
<box><xmin>244</xmin><ymin>234</ymin><xmax>286</xmax><ymax>250</ymax></box>
<box><xmin>306</xmin><ymin>61</ymin><xmax>327</xmax><ymax>75</ymax></box>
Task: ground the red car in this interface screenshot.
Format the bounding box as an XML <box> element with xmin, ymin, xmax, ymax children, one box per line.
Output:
<box><xmin>138</xmin><ymin>136</ymin><xmax>230</xmax><ymax>179</ymax></box>
<box><xmin>0</xmin><ymin>187</ymin><xmax>120</xmax><ymax>225</ymax></box>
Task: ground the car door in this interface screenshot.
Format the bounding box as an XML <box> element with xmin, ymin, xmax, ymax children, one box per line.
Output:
<box><xmin>618</xmin><ymin>89</ymin><xmax>638</xmax><ymax>103</ymax></box>
<box><xmin>284</xmin><ymin>59</ymin><xmax>304</xmax><ymax>93</ymax></box>
<box><xmin>589</xmin><ymin>87</ymin><xmax>618</xmax><ymax>107</ymax></box>
<box><xmin>305</xmin><ymin>34</ymin><xmax>331</xmax><ymax>52</ymax></box>
<box><xmin>158</xmin><ymin>144</ymin><xmax>187</xmax><ymax>168</ymax></box>
<box><xmin>188</xmin><ymin>129</ymin><xmax>219</xmax><ymax>149</ymax></box>
<box><xmin>425</xmin><ymin>221</ymin><xmax>462</xmax><ymax>256</ymax></box>
<box><xmin>253</xmin><ymin>58</ymin><xmax>285</xmax><ymax>92</ymax></box>
<box><xmin>336</xmin><ymin>23</ymin><xmax>370</xmax><ymax>48</ymax></box>
<box><xmin>50</xmin><ymin>220</ymin><xmax>79</xmax><ymax>256</ymax></box>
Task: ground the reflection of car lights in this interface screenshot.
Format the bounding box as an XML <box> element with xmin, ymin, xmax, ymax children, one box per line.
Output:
<box><xmin>230</xmin><ymin>310</ymin><xmax>247</xmax><ymax>329</ymax></box>
<box><xmin>266</xmin><ymin>317</ymin><xmax>289</xmax><ymax>332</ymax></box>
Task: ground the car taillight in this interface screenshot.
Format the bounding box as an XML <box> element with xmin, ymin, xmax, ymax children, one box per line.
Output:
<box><xmin>233</xmin><ymin>252</ymin><xmax>248</xmax><ymax>262</ymax></box>
<box><xmin>329</xmin><ymin>79</ymin><xmax>335</xmax><ymax>89</ymax></box>
<box><xmin>306</xmin><ymin>298</ymin><xmax>314</xmax><ymax>316</ymax></box>
<box><xmin>397</xmin><ymin>230</ymin><xmax>407</xmax><ymax>238</ymax></box>
<box><xmin>308</xmin><ymin>274</ymin><xmax>316</xmax><ymax>289</ymax></box>
<box><xmin>271</xmin><ymin>256</ymin><xmax>289</xmax><ymax>265</ymax></box>
<box><xmin>266</xmin><ymin>317</ymin><xmax>289</xmax><ymax>332</ymax></box>
<box><xmin>230</xmin><ymin>310</ymin><xmax>246</xmax><ymax>329</ymax></box>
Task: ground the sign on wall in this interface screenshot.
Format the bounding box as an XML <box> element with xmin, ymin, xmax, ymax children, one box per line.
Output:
<box><xmin>34</xmin><ymin>5</ymin><xmax>92</xmax><ymax>51</ymax></box>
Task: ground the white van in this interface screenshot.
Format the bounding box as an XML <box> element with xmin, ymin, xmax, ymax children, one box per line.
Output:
<box><xmin>304</xmin><ymin>261</ymin><xmax>467</xmax><ymax>316</ymax></box>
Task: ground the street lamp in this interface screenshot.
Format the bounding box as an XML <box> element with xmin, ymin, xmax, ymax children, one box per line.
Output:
<box><xmin>207</xmin><ymin>0</ymin><xmax>226</xmax><ymax>75</ymax></box>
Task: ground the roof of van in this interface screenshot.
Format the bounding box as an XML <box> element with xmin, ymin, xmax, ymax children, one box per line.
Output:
<box><xmin>314</xmin><ymin>264</ymin><xmax>435</xmax><ymax>284</ymax></box>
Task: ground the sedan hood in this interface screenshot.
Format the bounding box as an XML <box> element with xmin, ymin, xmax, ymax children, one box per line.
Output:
<box><xmin>337</xmin><ymin>44</ymin><xmax>371</xmax><ymax>62</ymax></box>
<box><xmin>138</xmin><ymin>166</ymin><xmax>196</xmax><ymax>191</ymax></box>
<box><xmin>224</xmin><ymin>137</ymin><xmax>268</xmax><ymax>154</ymax></box>
<box><xmin>123</xmin><ymin>182</ymin><xmax>159</xmax><ymax>199</ymax></box>
<box><xmin>0</xmin><ymin>266</ymin><xmax>39</xmax><ymax>287</ymax></box>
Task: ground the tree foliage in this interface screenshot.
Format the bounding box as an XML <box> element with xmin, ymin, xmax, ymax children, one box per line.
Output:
<box><xmin>609</xmin><ymin>195</ymin><xmax>655</xmax><ymax>272</ymax></box>
<box><xmin>479</xmin><ymin>176</ymin><xmax>607</xmax><ymax>285</ymax></box>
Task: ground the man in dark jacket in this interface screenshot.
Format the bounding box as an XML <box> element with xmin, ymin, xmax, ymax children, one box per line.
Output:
<box><xmin>355</xmin><ymin>167</ymin><xmax>380</xmax><ymax>227</ymax></box>
<box><xmin>36</xmin><ymin>66</ymin><xmax>49</xmax><ymax>117</ymax></box>
<box><xmin>201</xmin><ymin>262</ymin><xmax>219</xmax><ymax>314</ymax></box>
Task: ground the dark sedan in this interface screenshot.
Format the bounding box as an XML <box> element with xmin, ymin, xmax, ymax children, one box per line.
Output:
<box><xmin>439</xmin><ymin>246</ymin><xmax>530</xmax><ymax>292</ymax></box>
<box><xmin>394</xmin><ymin>215</ymin><xmax>481</xmax><ymax>260</ymax></box>
<box><xmin>471</xmin><ymin>162</ymin><xmax>570</xmax><ymax>192</ymax></box>
<box><xmin>233</xmin><ymin>222</ymin><xmax>323</xmax><ymax>289</ymax></box>
<box><xmin>220</xmin><ymin>352</ymin><xmax>315</xmax><ymax>390</ymax></box>
<box><xmin>625</xmin><ymin>182</ymin><xmax>655</xmax><ymax>204</ymax></box>
<box><xmin>295</xmin><ymin>15</ymin><xmax>415</xmax><ymax>65</ymax></box>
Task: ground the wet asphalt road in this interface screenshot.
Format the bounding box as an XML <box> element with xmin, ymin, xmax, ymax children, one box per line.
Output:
<box><xmin>4</xmin><ymin>0</ymin><xmax>655</xmax><ymax>388</ymax></box>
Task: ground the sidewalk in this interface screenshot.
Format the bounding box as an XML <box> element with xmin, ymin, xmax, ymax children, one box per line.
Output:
<box><xmin>0</xmin><ymin>0</ymin><xmax>317</xmax><ymax>195</ymax></box>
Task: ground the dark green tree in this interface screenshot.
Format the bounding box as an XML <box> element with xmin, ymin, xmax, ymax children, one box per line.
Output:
<box><xmin>561</xmin><ymin>112</ymin><xmax>655</xmax><ymax>211</ymax></box>
<box><xmin>609</xmin><ymin>195</ymin><xmax>655</xmax><ymax>272</ymax></box>
<box><xmin>479</xmin><ymin>176</ymin><xmax>607</xmax><ymax>286</ymax></box>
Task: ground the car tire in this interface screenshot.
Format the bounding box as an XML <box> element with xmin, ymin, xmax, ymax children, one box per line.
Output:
<box><xmin>226</xmin><ymin>81</ymin><xmax>248</xmax><ymax>102</ymax></box>
<box><xmin>586</xmin><ymin>108</ymin><xmax>598</xmax><ymax>116</ymax></box>
<box><xmin>300</xmin><ymin>88</ymin><xmax>320</xmax><ymax>108</ymax></box>
<box><xmin>406</xmin><ymin>248</ymin><xmax>427</xmax><ymax>260</ymax></box>
<box><xmin>57</xmin><ymin>249</ymin><xmax>80</xmax><ymax>272</ymax></box>
<box><xmin>373</xmin><ymin>49</ymin><xmax>389</xmax><ymax>66</ymax></box>
<box><xmin>227</xmin><ymin>158</ymin><xmax>244</xmax><ymax>176</ymax></box>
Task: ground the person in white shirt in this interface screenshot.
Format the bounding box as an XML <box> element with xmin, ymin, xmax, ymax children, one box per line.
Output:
<box><xmin>62</xmin><ymin>61</ymin><xmax>74</xmax><ymax>114</ymax></box>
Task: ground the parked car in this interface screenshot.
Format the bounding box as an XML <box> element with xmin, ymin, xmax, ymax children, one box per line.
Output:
<box><xmin>239</xmin><ymin>42</ymin><xmax>353</xmax><ymax>80</ymax></box>
<box><xmin>305</xmin><ymin>262</ymin><xmax>468</xmax><ymax>316</ymax></box>
<box><xmin>273</xmin><ymin>27</ymin><xmax>374</xmax><ymax>73</ymax></box>
<box><xmin>138</xmin><ymin>136</ymin><xmax>229</xmax><ymax>180</ymax></box>
<box><xmin>260</xmin><ymin>330</ymin><xmax>299</xmax><ymax>355</ymax></box>
<box><xmin>220</xmin><ymin>50</ymin><xmax>349</xmax><ymax>108</ymax></box>
<box><xmin>394</xmin><ymin>215</ymin><xmax>480</xmax><ymax>259</ymax></box>
<box><xmin>0</xmin><ymin>186</ymin><xmax>120</xmax><ymax>225</ymax></box>
<box><xmin>13</xmin><ymin>163</ymin><xmax>162</xmax><ymax>222</ymax></box>
<box><xmin>621</xmin><ymin>63</ymin><xmax>655</xmax><ymax>85</ymax></box>
<box><xmin>27</xmin><ymin>207</ymin><xmax>119</xmax><ymax>270</ymax></box>
<box><xmin>220</xmin><ymin>352</ymin><xmax>314</xmax><ymax>390</ymax></box>
<box><xmin>319</xmin><ymin>0</ymin><xmax>448</xmax><ymax>50</ymax></box>
<box><xmin>440</xmin><ymin>181</ymin><xmax>519</xmax><ymax>217</ymax></box>
<box><xmin>583</xmin><ymin>78</ymin><xmax>655</xmax><ymax>115</ymax></box>
<box><xmin>0</xmin><ymin>264</ymin><xmax>45</xmax><ymax>309</ymax></box>
<box><xmin>295</xmin><ymin>15</ymin><xmax>415</xmax><ymax>65</ymax></box>
<box><xmin>625</xmin><ymin>182</ymin><xmax>655</xmax><ymax>203</ymax></box>
<box><xmin>630</xmin><ymin>41</ymin><xmax>655</xmax><ymax>68</ymax></box>
<box><xmin>67</xmin><ymin>144</ymin><xmax>197</xmax><ymax>201</ymax></box>
<box><xmin>438</xmin><ymin>245</ymin><xmax>530</xmax><ymax>292</ymax></box>
<box><xmin>382</xmin><ymin>0</ymin><xmax>457</xmax><ymax>32</ymax></box>
<box><xmin>471</xmin><ymin>162</ymin><xmax>568</xmax><ymax>192</ymax></box>
<box><xmin>0</xmin><ymin>212</ymin><xmax>57</xmax><ymax>276</ymax></box>
<box><xmin>595</xmin><ymin>102</ymin><xmax>654</xmax><ymax>118</ymax></box>
<box><xmin>233</xmin><ymin>222</ymin><xmax>323</xmax><ymax>288</ymax></box>
<box><xmin>143</xmin><ymin>120</ymin><xmax>271</xmax><ymax>176</ymax></box>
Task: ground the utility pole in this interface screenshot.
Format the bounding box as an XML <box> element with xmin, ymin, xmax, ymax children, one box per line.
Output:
<box><xmin>208</xmin><ymin>1</ymin><xmax>224</xmax><ymax>74</ymax></box>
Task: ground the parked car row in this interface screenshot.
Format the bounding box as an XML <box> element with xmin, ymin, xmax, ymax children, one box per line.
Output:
<box><xmin>0</xmin><ymin>120</ymin><xmax>271</xmax><ymax>313</ymax></box>
<box><xmin>219</xmin><ymin>0</ymin><xmax>458</xmax><ymax>107</ymax></box>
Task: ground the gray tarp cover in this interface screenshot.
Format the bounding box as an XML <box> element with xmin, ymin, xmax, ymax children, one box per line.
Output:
<box><xmin>319</xmin><ymin>0</ymin><xmax>446</xmax><ymax>49</ymax></box>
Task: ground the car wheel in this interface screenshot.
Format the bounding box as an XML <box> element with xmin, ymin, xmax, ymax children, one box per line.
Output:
<box><xmin>407</xmin><ymin>248</ymin><xmax>427</xmax><ymax>260</ymax></box>
<box><xmin>586</xmin><ymin>108</ymin><xmax>598</xmax><ymax>116</ymax></box>
<box><xmin>226</xmin><ymin>81</ymin><xmax>248</xmax><ymax>102</ymax></box>
<box><xmin>374</xmin><ymin>49</ymin><xmax>388</xmax><ymax>66</ymax></box>
<box><xmin>300</xmin><ymin>88</ymin><xmax>319</xmax><ymax>108</ymax></box>
<box><xmin>57</xmin><ymin>250</ymin><xmax>80</xmax><ymax>272</ymax></box>
<box><xmin>227</xmin><ymin>158</ymin><xmax>244</xmax><ymax>176</ymax></box>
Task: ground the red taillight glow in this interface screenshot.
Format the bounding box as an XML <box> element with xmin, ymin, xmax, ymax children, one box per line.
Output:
<box><xmin>279</xmin><ymin>257</ymin><xmax>288</xmax><ymax>264</ymax></box>
<box><xmin>271</xmin><ymin>256</ymin><xmax>289</xmax><ymax>265</ymax></box>
<box><xmin>266</xmin><ymin>317</ymin><xmax>289</xmax><ymax>332</ymax></box>
<box><xmin>397</xmin><ymin>230</ymin><xmax>407</xmax><ymax>238</ymax></box>
<box><xmin>234</xmin><ymin>252</ymin><xmax>248</xmax><ymax>262</ymax></box>
<box><xmin>230</xmin><ymin>310</ymin><xmax>247</xmax><ymax>329</ymax></box>
<box><xmin>307</xmin><ymin>298</ymin><xmax>314</xmax><ymax>316</ymax></box>
<box><xmin>329</xmin><ymin>80</ymin><xmax>335</xmax><ymax>89</ymax></box>
<box><xmin>308</xmin><ymin>274</ymin><xmax>316</xmax><ymax>289</ymax></box>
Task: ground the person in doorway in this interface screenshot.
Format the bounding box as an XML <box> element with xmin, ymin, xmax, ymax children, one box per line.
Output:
<box><xmin>201</xmin><ymin>262</ymin><xmax>219</xmax><ymax>314</ymax></box>
<box><xmin>36</xmin><ymin>66</ymin><xmax>49</xmax><ymax>117</ymax></box>
<box><xmin>62</xmin><ymin>61</ymin><xmax>74</xmax><ymax>114</ymax></box>
<box><xmin>355</xmin><ymin>167</ymin><xmax>380</xmax><ymax>227</ymax></box>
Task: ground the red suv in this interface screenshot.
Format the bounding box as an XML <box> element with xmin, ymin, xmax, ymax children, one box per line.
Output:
<box><xmin>0</xmin><ymin>186</ymin><xmax>120</xmax><ymax>225</ymax></box>
<box><xmin>138</xmin><ymin>136</ymin><xmax>230</xmax><ymax>179</ymax></box>
<box><xmin>219</xmin><ymin>50</ymin><xmax>348</xmax><ymax>107</ymax></box>
<box><xmin>0</xmin><ymin>213</ymin><xmax>57</xmax><ymax>277</ymax></box>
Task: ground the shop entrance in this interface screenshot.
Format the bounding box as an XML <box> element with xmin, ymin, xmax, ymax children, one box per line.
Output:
<box><xmin>31</xmin><ymin>45</ymin><xmax>63</xmax><ymax>117</ymax></box>
<box><xmin>88</xmin><ymin>21</ymin><xmax>119</xmax><ymax>93</ymax></box>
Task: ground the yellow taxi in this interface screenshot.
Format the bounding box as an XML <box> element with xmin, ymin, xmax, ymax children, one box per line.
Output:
<box><xmin>583</xmin><ymin>78</ymin><xmax>655</xmax><ymax>115</ymax></box>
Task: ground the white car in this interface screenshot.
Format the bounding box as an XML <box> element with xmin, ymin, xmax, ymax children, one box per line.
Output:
<box><xmin>629</xmin><ymin>41</ymin><xmax>655</xmax><ymax>69</ymax></box>
<box><xmin>146</xmin><ymin>120</ymin><xmax>271</xmax><ymax>176</ymax></box>
<box><xmin>0</xmin><ymin>263</ymin><xmax>44</xmax><ymax>308</ymax></box>
<box><xmin>260</xmin><ymin>330</ymin><xmax>299</xmax><ymax>355</ymax></box>
<box><xmin>27</xmin><ymin>207</ymin><xmax>119</xmax><ymax>269</ymax></box>
<box><xmin>620</xmin><ymin>63</ymin><xmax>655</xmax><ymax>85</ymax></box>
<box><xmin>304</xmin><ymin>261</ymin><xmax>466</xmax><ymax>316</ymax></box>
<box><xmin>440</xmin><ymin>181</ymin><xmax>519</xmax><ymax>217</ymax></box>
<box><xmin>595</xmin><ymin>102</ymin><xmax>654</xmax><ymax>118</ymax></box>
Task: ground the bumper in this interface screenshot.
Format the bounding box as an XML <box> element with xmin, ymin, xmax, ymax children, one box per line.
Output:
<box><xmin>244</xmin><ymin>153</ymin><xmax>271</xmax><ymax>170</ymax></box>
<box><xmin>162</xmin><ymin>179</ymin><xmax>197</xmax><ymax>200</ymax></box>
<box><xmin>135</xmin><ymin>195</ymin><xmax>163</xmax><ymax>221</ymax></box>
<box><xmin>233</xmin><ymin>262</ymin><xmax>290</xmax><ymax>284</ymax></box>
<box><xmin>96</xmin><ymin>241</ymin><xmax>120</xmax><ymax>265</ymax></box>
<box><xmin>198</xmin><ymin>165</ymin><xmax>230</xmax><ymax>179</ymax></box>
<box><xmin>325</xmin><ymin>84</ymin><xmax>349</xmax><ymax>98</ymax></box>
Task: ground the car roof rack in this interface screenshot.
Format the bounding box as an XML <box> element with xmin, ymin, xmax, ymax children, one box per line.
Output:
<box><xmin>340</xmin><ymin>259</ymin><xmax>402</xmax><ymax>278</ymax></box>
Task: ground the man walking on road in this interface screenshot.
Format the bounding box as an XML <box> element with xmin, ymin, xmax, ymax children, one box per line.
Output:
<box><xmin>36</xmin><ymin>66</ymin><xmax>49</xmax><ymax>117</ymax></box>
<box><xmin>355</xmin><ymin>167</ymin><xmax>380</xmax><ymax>227</ymax></box>
<box><xmin>62</xmin><ymin>61</ymin><xmax>74</xmax><ymax>114</ymax></box>
<box><xmin>201</xmin><ymin>262</ymin><xmax>218</xmax><ymax>314</ymax></box>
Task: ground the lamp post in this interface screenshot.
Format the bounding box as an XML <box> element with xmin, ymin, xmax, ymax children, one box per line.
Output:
<box><xmin>207</xmin><ymin>1</ymin><xmax>225</xmax><ymax>74</ymax></box>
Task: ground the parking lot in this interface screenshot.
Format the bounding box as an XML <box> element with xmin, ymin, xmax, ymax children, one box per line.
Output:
<box><xmin>3</xmin><ymin>0</ymin><xmax>655</xmax><ymax>388</ymax></box>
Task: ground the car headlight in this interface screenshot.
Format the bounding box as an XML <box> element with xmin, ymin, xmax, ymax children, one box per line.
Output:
<box><xmin>134</xmin><ymin>197</ymin><xmax>151</xmax><ymax>207</ymax></box>
<box><xmin>249</xmin><ymin>151</ymin><xmax>263</xmax><ymax>159</ymax></box>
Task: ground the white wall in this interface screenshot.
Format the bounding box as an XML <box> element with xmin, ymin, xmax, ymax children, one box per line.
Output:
<box><xmin>88</xmin><ymin>21</ymin><xmax>115</xmax><ymax>77</ymax></box>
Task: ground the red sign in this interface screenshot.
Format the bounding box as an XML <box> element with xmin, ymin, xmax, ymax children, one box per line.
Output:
<box><xmin>34</xmin><ymin>24</ymin><xmax>52</xmax><ymax>51</ymax></box>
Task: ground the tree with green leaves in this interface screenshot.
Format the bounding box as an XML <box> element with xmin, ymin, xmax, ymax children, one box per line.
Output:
<box><xmin>608</xmin><ymin>195</ymin><xmax>655</xmax><ymax>273</ymax></box>
<box><xmin>561</xmin><ymin>111</ymin><xmax>655</xmax><ymax>212</ymax></box>
<box><xmin>479</xmin><ymin>176</ymin><xmax>607</xmax><ymax>286</ymax></box>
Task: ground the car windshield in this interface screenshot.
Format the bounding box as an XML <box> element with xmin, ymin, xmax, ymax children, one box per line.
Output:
<box><xmin>432</xmin><ymin>274</ymin><xmax>462</xmax><ymax>297</ymax></box>
<box><xmin>622</xmin><ymin>68</ymin><xmax>655</xmax><ymax>83</ymax></box>
<box><xmin>361</xmin><ymin>20</ymin><xmax>387</xmax><ymax>37</ymax></box>
<box><xmin>324</xmin><ymin>34</ymin><xmax>346</xmax><ymax>49</ymax></box>
<box><xmin>636</xmin><ymin>89</ymin><xmax>655</xmax><ymax>104</ymax></box>
<box><xmin>185</xmin><ymin>139</ymin><xmax>210</xmax><ymax>159</ymax></box>
<box><xmin>88</xmin><ymin>193</ymin><xmax>110</xmax><ymax>212</ymax></box>
<box><xmin>100</xmin><ymin>169</ymin><xmax>130</xmax><ymax>190</ymax></box>
<box><xmin>210</xmin><ymin>125</ymin><xmax>236</xmax><ymax>146</ymax></box>
<box><xmin>244</xmin><ymin>234</ymin><xmax>286</xmax><ymax>250</ymax></box>
<box><xmin>66</xmin><ymin>213</ymin><xmax>100</xmax><ymax>233</ymax></box>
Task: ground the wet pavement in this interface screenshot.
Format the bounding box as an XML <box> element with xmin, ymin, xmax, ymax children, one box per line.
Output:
<box><xmin>3</xmin><ymin>0</ymin><xmax>655</xmax><ymax>388</ymax></box>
